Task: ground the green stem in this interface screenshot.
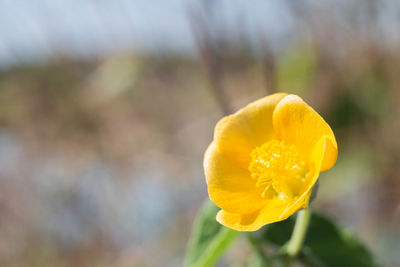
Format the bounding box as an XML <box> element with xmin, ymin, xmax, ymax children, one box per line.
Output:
<box><xmin>246</xmin><ymin>232</ymin><xmax>270</xmax><ymax>266</ymax></box>
<box><xmin>286</xmin><ymin>209</ymin><xmax>311</xmax><ymax>257</ymax></box>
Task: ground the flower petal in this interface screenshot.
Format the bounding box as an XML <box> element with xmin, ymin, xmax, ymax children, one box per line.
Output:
<box><xmin>216</xmin><ymin>137</ymin><xmax>328</xmax><ymax>232</ymax></box>
<box><xmin>272</xmin><ymin>94</ymin><xmax>337</xmax><ymax>171</ymax></box>
<box><xmin>214</xmin><ymin>93</ymin><xmax>288</xmax><ymax>169</ymax></box>
<box><xmin>278</xmin><ymin>136</ymin><xmax>327</xmax><ymax>218</ymax></box>
<box><xmin>204</xmin><ymin>142</ymin><xmax>267</xmax><ymax>214</ymax></box>
<box><xmin>216</xmin><ymin>198</ymin><xmax>287</xmax><ymax>231</ymax></box>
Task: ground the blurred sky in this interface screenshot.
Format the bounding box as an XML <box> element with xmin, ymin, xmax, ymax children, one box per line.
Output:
<box><xmin>0</xmin><ymin>0</ymin><xmax>294</xmax><ymax>67</ymax></box>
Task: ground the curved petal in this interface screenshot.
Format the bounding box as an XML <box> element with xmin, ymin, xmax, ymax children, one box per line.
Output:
<box><xmin>272</xmin><ymin>94</ymin><xmax>337</xmax><ymax>171</ymax></box>
<box><xmin>216</xmin><ymin>193</ymin><xmax>310</xmax><ymax>232</ymax></box>
<box><xmin>204</xmin><ymin>142</ymin><xmax>267</xmax><ymax>214</ymax></box>
<box><xmin>216</xmin><ymin>198</ymin><xmax>286</xmax><ymax>231</ymax></box>
<box><xmin>214</xmin><ymin>93</ymin><xmax>287</xmax><ymax>169</ymax></box>
<box><xmin>278</xmin><ymin>136</ymin><xmax>327</xmax><ymax>218</ymax></box>
<box><xmin>216</xmin><ymin>137</ymin><xmax>328</xmax><ymax>232</ymax></box>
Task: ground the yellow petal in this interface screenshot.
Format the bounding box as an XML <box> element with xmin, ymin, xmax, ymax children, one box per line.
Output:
<box><xmin>272</xmin><ymin>94</ymin><xmax>337</xmax><ymax>171</ymax></box>
<box><xmin>204</xmin><ymin>142</ymin><xmax>267</xmax><ymax>214</ymax></box>
<box><xmin>278</xmin><ymin>136</ymin><xmax>327</xmax><ymax>219</ymax></box>
<box><xmin>216</xmin><ymin>198</ymin><xmax>286</xmax><ymax>231</ymax></box>
<box><xmin>214</xmin><ymin>93</ymin><xmax>287</xmax><ymax>169</ymax></box>
<box><xmin>216</xmin><ymin>137</ymin><xmax>328</xmax><ymax>232</ymax></box>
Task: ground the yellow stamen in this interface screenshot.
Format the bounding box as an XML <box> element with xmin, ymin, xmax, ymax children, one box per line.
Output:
<box><xmin>248</xmin><ymin>140</ymin><xmax>308</xmax><ymax>201</ymax></box>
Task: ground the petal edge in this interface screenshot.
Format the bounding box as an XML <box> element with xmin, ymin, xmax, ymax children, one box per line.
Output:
<box><xmin>272</xmin><ymin>94</ymin><xmax>337</xmax><ymax>171</ymax></box>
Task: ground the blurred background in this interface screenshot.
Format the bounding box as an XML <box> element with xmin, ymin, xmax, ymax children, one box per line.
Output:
<box><xmin>0</xmin><ymin>0</ymin><xmax>399</xmax><ymax>266</ymax></box>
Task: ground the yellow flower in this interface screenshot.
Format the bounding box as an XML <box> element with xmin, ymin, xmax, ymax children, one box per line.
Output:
<box><xmin>204</xmin><ymin>93</ymin><xmax>337</xmax><ymax>231</ymax></box>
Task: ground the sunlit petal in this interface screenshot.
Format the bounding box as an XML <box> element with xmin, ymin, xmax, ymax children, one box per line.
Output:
<box><xmin>273</xmin><ymin>94</ymin><xmax>337</xmax><ymax>171</ymax></box>
<box><xmin>214</xmin><ymin>93</ymin><xmax>287</xmax><ymax>168</ymax></box>
<box><xmin>204</xmin><ymin>142</ymin><xmax>267</xmax><ymax>214</ymax></box>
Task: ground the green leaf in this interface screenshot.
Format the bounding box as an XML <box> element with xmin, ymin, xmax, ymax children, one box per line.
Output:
<box><xmin>185</xmin><ymin>200</ymin><xmax>239</xmax><ymax>267</ymax></box>
<box><xmin>262</xmin><ymin>212</ymin><xmax>379</xmax><ymax>267</ymax></box>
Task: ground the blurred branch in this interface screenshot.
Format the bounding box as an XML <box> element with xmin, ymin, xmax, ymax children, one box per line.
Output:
<box><xmin>187</xmin><ymin>4</ymin><xmax>233</xmax><ymax>116</ymax></box>
<box><xmin>259</xmin><ymin>34</ymin><xmax>276</xmax><ymax>94</ymax></box>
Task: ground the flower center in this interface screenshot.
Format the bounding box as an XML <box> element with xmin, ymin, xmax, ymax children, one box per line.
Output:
<box><xmin>248</xmin><ymin>140</ymin><xmax>308</xmax><ymax>201</ymax></box>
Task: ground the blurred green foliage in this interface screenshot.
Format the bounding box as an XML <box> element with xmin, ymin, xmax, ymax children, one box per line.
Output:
<box><xmin>185</xmin><ymin>201</ymin><xmax>238</xmax><ymax>267</ymax></box>
<box><xmin>263</xmin><ymin>213</ymin><xmax>378</xmax><ymax>267</ymax></box>
<box><xmin>276</xmin><ymin>44</ymin><xmax>317</xmax><ymax>95</ymax></box>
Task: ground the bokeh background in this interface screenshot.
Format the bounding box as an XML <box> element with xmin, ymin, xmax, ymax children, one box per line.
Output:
<box><xmin>0</xmin><ymin>0</ymin><xmax>399</xmax><ymax>266</ymax></box>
